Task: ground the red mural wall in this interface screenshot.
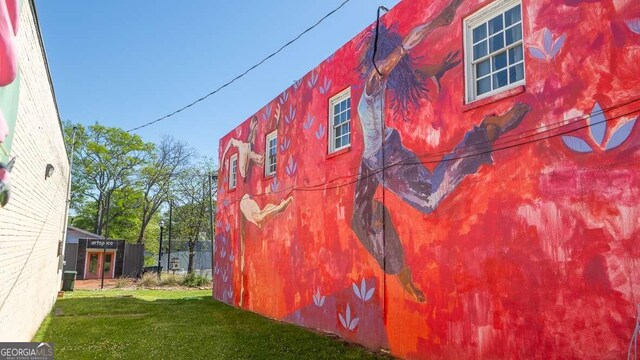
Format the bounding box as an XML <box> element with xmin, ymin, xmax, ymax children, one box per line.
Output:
<box><xmin>215</xmin><ymin>0</ymin><xmax>640</xmax><ymax>358</ymax></box>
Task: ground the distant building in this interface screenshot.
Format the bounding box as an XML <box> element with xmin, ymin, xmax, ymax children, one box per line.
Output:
<box><xmin>63</xmin><ymin>227</ymin><xmax>144</xmax><ymax>279</ymax></box>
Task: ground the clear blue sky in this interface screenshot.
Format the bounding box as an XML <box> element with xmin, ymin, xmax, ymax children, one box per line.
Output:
<box><xmin>36</xmin><ymin>0</ymin><xmax>401</xmax><ymax>165</ymax></box>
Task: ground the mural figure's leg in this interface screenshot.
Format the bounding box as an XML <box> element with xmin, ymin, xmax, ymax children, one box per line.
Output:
<box><xmin>351</xmin><ymin>162</ymin><xmax>425</xmax><ymax>302</ymax></box>
<box><xmin>238</xmin><ymin>194</ymin><xmax>293</xmax><ymax>306</ymax></box>
<box><xmin>383</xmin><ymin>103</ymin><xmax>530</xmax><ymax>214</ymax></box>
<box><xmin>239</xmin><ymin>214</ymin><xmax>247</xmax><ymax>307</ymax></box>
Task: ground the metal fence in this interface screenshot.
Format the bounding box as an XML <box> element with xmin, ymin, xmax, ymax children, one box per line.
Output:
<box><xmin>159</xmin><ymin>250</ymin><xmax>212</xmax><ymax>277</ymax></box>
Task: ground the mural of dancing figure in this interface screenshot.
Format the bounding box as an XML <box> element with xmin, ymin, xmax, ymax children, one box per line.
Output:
<box><xmin>352</xmin><ymin>0</ymin><xmax>531</xmax><ymax>302</ymax></box>
<box><xmin>221</xmin><ymin>106</ymin><xmax>293</xmax><ymax>306</ymax></box>
<box><xmin>221</xmin><ymin>115</ymin><xmax>264</xmax><ymax>183</ymax></box>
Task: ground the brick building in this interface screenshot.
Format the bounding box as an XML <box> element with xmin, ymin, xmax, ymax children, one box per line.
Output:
<box><xmin>0</xmin><ymin>0</ymin><xmax>70</xmax><ymax>341</ymax></box>
<box><xmin>215</xmin><ymin>0</ymin><xmax>640</xmax><ymax>358</ymax></box>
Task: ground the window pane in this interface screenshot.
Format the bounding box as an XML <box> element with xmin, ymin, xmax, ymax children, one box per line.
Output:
<box><xmin>488</xmin><ymin>14</ymin><xmax>503</xmax><ymax>35</ymax></box>
<box><xmin>493</xmin><ymin>69</ymin><xmax>508</xmax><ymax>88</ymax></box>
<box><xmin>473</xmin><ymin>41</ymin><xmax>487</xmax><ymax>60</ymax></box>
<box><xmin>335</xmin><ymin>138</ymin><xmax>342</xmax><ymax>150</ymax></box>
<box><xmin>473</xmin><ymin>24</ymin><xmax>487</xmax><ymax>42</ymax></box>
<box><xmin>492</xmin><ymin>51</ymin><xmax>507</xmax><ymax>71</ymax></box>
<box><xmin>335</xmin><ymin>126</ymin><xmax>342</xmax><ymax>137</ymax></box>
<box><xmin>508</xmin><ymin>44</ymin><xmax>523</xmax><ymax>64</ymax></box>
<box><xmin>476</xmin><ymin>59</ymin><xmax>490</xmax><ymax>77</ymax></box>
<box><xmin>504</xmin><ymin>5</ymin><xmax>521</xmax><ymax>27</ymax></box>
<box><xmin>347</xmin><ymin>97</ymin><xmax>351</xmax><ymax>108</ymax></box>
<box><xmin>477</xmin><ymin>77</ymin><xmax>491</xmax><ymax>95</ymax></box>
<box><xmin>509</xmin><ymin>63</ymin><xmax>524</xmax><ymax>82</ymax></box>
<box><xmin>334</xmin><ymin>104</ymin><xmax>340</xmax><ymax>114</ymax></box>
<box><xmin>489</xmin><ymin>33</ymin><xmax>504</xmax><ymax>52</ymax></box>
<box><xmin>344</xmin><ymin>122</ymin><xmax>350</xmax><ymax>133</ymax></box>
<box><xmin>341</xmin><ymin>100</ymin><xmax>347</xmax><ymax>112</ymax></box>
<box><xmin>346</xmin><ymin>109</ymin><xmax>351</xmax><ymax>119</ymax></box>
<box><xmin>505</xmin><ymin>25</ymin><xmax>522</xmax><ymax>45</ymax></box>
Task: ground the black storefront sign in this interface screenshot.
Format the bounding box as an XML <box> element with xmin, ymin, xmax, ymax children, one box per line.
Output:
<box><xmin>87</xmin><ymin>240</ymin><xmax>118</xmax><ymax>249</ymax></box>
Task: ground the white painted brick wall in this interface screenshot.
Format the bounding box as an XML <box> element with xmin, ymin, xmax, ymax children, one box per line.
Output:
<box><xmin>0</xmin><ymin>0</ymin><xmax>69</xmax><ymax>341</ymax></box>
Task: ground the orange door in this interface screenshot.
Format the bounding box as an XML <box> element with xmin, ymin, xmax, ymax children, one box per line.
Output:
<box><xmin>85</xmin><ymin>252</ymin><xmax>102</xmax><ymax>279</ymax></box>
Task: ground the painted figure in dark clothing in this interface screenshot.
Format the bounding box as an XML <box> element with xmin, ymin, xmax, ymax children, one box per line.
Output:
<box><xmin>352</xmin><ymin>0</ymin><xmax>530</xmax><ymax>302</ymax></box>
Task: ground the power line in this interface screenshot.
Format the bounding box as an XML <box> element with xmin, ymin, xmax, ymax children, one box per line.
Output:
<box><xmin>217</xmin><ymin>104</ymin><xmax>640</xmax><ymax>204</ymax></box>
<box><xmin>127</xmin><ymin>0</ymin><xmax>353</xmax><ymax>133</ymax></box>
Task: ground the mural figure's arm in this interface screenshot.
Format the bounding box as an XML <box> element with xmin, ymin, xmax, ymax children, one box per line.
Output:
<box><xmin>418</xmin><ymin>51</ymin><xmax>462</xmax><ymax>93</ymax></box>
<box><xmin>220</xmin><ymin>138</ymin><xmax>239</xmax><ymax>173</ymax></box>
<box><xmin>366</xmin><ymin>0</ymin><xmax>463</xmax><ymax>93</ymax></box>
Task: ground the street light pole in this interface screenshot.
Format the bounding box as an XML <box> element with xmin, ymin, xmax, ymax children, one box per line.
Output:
<box><xmin>167</xmin><ymin>200</ymin><xmax>172</xmax><ymax>272</ymax></box>
<box><xmin>157</xmin><ymin>221</ymin><xmax>164</xmax><ymax>279</ymax></box>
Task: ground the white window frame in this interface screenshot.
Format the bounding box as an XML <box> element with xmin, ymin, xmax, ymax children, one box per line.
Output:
<box><xmin>265</xmin><ymin>130</ymin><xmax>277</xmax><ymax>176</ymax></box>
<box><xmin>229</xmin><ymin>153</ymin><xmax>238</xmax><ymax>189</ymax></box>
<box><xmin>328</xmin><ymin>87</ymin><xmax>352</xmax><ymax>154</ymax></box>
<box><xmin>463</xmin><ymin>0</ymin><xmax>525</xmax><ymax>103</ymax></box>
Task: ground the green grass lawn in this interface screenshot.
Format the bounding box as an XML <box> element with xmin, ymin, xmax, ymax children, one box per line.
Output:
<box><xmin>34</xmin><ymin>289</ymin><xmax>390</xmax><ymax>359</ymax></box>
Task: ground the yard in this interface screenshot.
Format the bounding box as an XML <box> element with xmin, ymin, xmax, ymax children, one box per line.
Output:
<box><xmin>34</xmin><ymin>289</ymin><xmax>389</xmax><ymax>359</ymax></box>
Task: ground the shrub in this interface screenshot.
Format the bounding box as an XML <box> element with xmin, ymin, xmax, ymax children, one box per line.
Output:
<box><xmin>182</xmin><ymin>272</ymin><xmax>210</xmax><ymax>288</ymax></box>
<box><xmin>139</xmin><ymin>273</ymin><xmax>158</xmax><ymax>288</ymax></box>
<box><xmin>159</xmin><ymin>273</ymin><xmax>182</xmax><ymax>287</ymax></box>
<box><xmin>114</xmin><ymin>277</ymin><xmax>130</xmax><ymax>288</ymax></box>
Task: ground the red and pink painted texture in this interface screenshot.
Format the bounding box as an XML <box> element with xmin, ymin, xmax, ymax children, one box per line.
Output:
<box><xmin>215</xmin><ymin>0</ymin><xmax>640</xmax><ymax>358</ymax></box>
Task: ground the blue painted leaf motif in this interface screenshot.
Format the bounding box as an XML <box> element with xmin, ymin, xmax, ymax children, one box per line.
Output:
<box><xmin>529</xmin><ymin>47</ymin><xmax>546</xmax><ymax>60</ymax></box>
<box><xmin>216</xmin><ymin>220</ymin><xmax>222</xmax><ymax>228</ymax></box>
<box><xmin>606</xmin><ymin>118</ymin><xmax>637</xmax><ymax>150</ymax></box>
<box><xmin>279</xmin><ymin>91</ymin><xmax>289</xmax><ymax>105</ymax></box>
<box><xmin>349</xmin><ymin>318</ymin><xmax>359</xmax><ymax>331</ymax></box>
<box><xmin>223</xmin><ymin>199</ymin><xmax>230</xmax><ymax>207</ymax></box>
<box><xmin>221</xmin><ymin>249</ymin><xmax>226</xmax><ymax>259</ymax></box>
<box><xmin>294</xmin><ymin>79</ymin><xmax>302</xmax><ymax>90</ymax></box>
<box><xmin>229</xmin><ymin>253</ymin><xmax>235</xmax><ymax>262</ymax></box>
<box><xmin>225</xmin><ymin>223</ymin><xmax>231</xmax><ymax>232</ymax></box>
<box><xmin>270</xmin><ymin>178</ymin><xmax>279</xmax><ymax>192</ymax></box>
<box><xmin>346</xmin><ymin>304</ymin><xmax>351</xmax><ymax>324</ymax></box>
<box><xmin>285</xmin><ymin>157</ymin><xmax>298</xmax><ymax>177</ymax></box>
<box><xmin>338</xmin><ymin>313</ymin><xmax>347</xmax><ymax>328</ymax></box>
<box><xmin>280</xmin><ymin>138</ymin><xmax>291</xmax><ymax>152</ymax></box>
<box><xmin>562</xmin><ymin>135</ymin><xmax>593</xmax><ymax>153</ymax></box>
<box><xmin>262</xmin><ymin>105</ymin><xmax>272</xmax><ymax>122</ymax></box>
<box><xmin>315</xmin><ymin>123</ymin><xmax>326</xmax><ymax>140</ymax></box>
<box><xmin>319</xmin><ymin>77</ymin><xmax>332</xmax><ymax>95</ymax></box>
<box><xmin>627</xmin><ymin>18</ymin><xmax>640</xmax><ymax>34</ymax></box>
<box><xmin>319</xmin><ymin>296</ymin><xmax>325</xmax><ymax>307</ymax></box>
<box><xmin>352</xmin><ymin>283</ymin><xmax>362</xmax><ymax>299</ymax></box>
<box><xmin>284</xmin><ymin>105</ymin><xmax>296</xmax><ymax>125</ymax></box>
<box><xmin>543</xmin><ymin>28</ymin><xmax>553</xmax><ymax>54</ymax></box>
<box><xmin>365</xmin><ymin>287</ymin><xmax>375</xmax><ymax>301</ymax></box>
<box><xmin>360</xmin><ymin>279</ymin><xmax>367</xmax><ymax>301</ymax></box>
<box><xmin>551</xmin><ymin>34</ymin><xmax>566</xmax><ymax>58</ymax></box>
<box><xmin>307</xmin><ymin>71</ymin><xmax>319</xmax><ymax>88</ymax></box>
<box><xmin>589</xmin><ymin>103</ymin><xmax>606</xmax><ymax>146</ymax></box>
<box><xmin>303</xmin><ymin>114</ymin><xmax>315</xmax><ymax>130</ymax></box>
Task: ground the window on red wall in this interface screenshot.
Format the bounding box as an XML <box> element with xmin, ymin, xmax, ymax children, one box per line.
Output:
<box><xmin>229</xmin><ymin>154</ymin><xmax>238</xmax><ymax>189</ymax></box>
<box><xmin>265</xmin><ymin>130</ymin><xmax>277</xmax><ymax>176</ymax></box>
<box><xmin>328</xmin><ymin>87</ymin><xmax>352</xmax><ymax>154</ymax></box>
<box><xmin>464</xmin><ymin>0</ymin><xmax>524</xmax><ymax>103</ymax></box>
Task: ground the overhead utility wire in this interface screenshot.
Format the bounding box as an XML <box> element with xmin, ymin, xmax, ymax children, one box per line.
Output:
<box><xmin>127</xmin><ymin>0</ymin><xmax>352</xmax><ymax>133</ymax></box>
<box><xmin>218</xmin><ymin>104</ymin><xmax>640</xmax><ymax>204</ymax></box>
<box><xmin>218</xmin><ymin>98</ymin><xmax>639</xmax><ymax>194</ymax></box>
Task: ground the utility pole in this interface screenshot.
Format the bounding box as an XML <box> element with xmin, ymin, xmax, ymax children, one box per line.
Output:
<box><xmin>157</xmin><ymin>221</ymin><xmax>164</xmax><ymax>278</ymax></box>
<box><xmin>100</xmin><ymin>191</ymin><xmax>111</xmax><ymax>290</ymax></box>
<box><xmin>167</xmin><ymin>199</ymin><xmax>172</xmax><ymax>272</ymax></box>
